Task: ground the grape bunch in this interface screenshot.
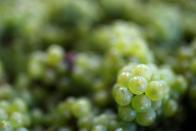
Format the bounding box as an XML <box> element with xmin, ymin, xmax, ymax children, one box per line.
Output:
<box><xmin>113</xmin><ymin>63</ymin><xmax>187</xmax><ymax>126</ymax></box>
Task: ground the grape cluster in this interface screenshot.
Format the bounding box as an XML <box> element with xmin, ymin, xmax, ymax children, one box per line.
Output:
<box><xmin>0</xmin><ymin>99</ymin><xmax>30</xmax><ymax>130</ymax></box>
<box><xmin>113</xmin><ymin>64</ymin><xmax>187</xmax><ymax>126</ymax></box>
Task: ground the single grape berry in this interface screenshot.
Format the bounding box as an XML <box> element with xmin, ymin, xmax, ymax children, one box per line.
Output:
<box><xmin>131</xmin><ymin>95</ymin><xmax>151</xmax><ymax>112</ymax></box>
<box><xmin>128</xmin><ymin>76</ymin><xmax>147</xmax><ymax>95</ymax></box>
<box><xmin>113</xmin><ymin>85</ymin><xmax>132</xmax><ymax>106</ymax></box>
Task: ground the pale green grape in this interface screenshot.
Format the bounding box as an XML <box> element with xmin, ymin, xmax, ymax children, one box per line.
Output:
<box><xmin>163</xmin><ymin>99</ymin><xmax>178</xmax><ymax>117</ymax></box>
<box><xmin>136</xmin><ymin>109</ymin><xmax>156</xmax><ymax>126</ymax></box>
<box><xmin>47</xmin><ymin>45</ymin><xmax>64</xmax><ymax>66</ymax></box>
<box><xmin>113</xmin><ymin>85</ymin><xmax>132</xmax><ymax>106</ymax></box>
<box><xmin>128</xmin><ymin>76</ymin><xmax>147</xmax><ymax>95</ymax></box>
<box><xmin>118</xmin><ymin>106</ymin><xmax>136</xmax><ymax>122</ymax></box>
<box><xmin>132</xmin><ymin>64</ymin><xmax>152</xmax><ymax>80</ymax></box>
<box><xmin>131</xmin><ymin>95</ymin><xmax>151</xmax><ymax>112</ymax></box>
<box><xmin>117</xmin><ymin>71</ymin><xmax>131</xmax><ymax>87</ymax></box>
<box><xmin>145</xmin><ymin>81</ymin><xmax>165</xmax><ymax>101</ymax></box>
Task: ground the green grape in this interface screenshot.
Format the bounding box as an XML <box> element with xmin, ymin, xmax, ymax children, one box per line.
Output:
<box><xmin>159</xmin><ymin>68</ymin><xmax>175</xmax><ymax>85</ymax></box>
<box><xmin>132</xmin><ymin>64</ymin><xmax>152</xmax><ymax>80</ymax></box>
<box><xmin>163</xmin><ymin>99</ymin><xmax>178</xmax><ymax>117</ymax></box>
<box><xmin>128</xmin><ymin>76</ymin><xmax>147</xmax><ymax>95</ymax></box>
<box><xmin>131</xmin><ymin>95</ymin><xmax>151</xmax><ymax>112</ymax></box>
<box><xmin>118</xmin><ymin>106</ymin><xmax>136</xmax><ymax>122</ymax></box>
<box><xmin>136</xmin><ymin>109</ymin><xmax>156</xmax><ymax>126</ymax></box>
<box><xmin>117</xmin><ymin>71</ymin><xmax>131</xmax><ymax>87</ymax></box>
<box><xmin>93</xmin><ymin>112</ymin><xmax>117</xmax><ymax>130</ymax></box>
<box><xmin>47</xmin><ymin>45</ymin><xmax>64</xmax><ymax>66</ymax></box>
<box><xmin>145</xmin><ymin>81</ymin><xmax>166</xmax><ymax>101</ymax></box>
<box><xmin>71</xmin><ymin>98</ymin><xmax>91</xmax><ymax>118</ymax></box>
<box><xmin>113</xmin><ymin>85</ymin><xmax>132</xmax><ymax>106</ymax></box>
<box><xmin>172</xmin><ymin>76</ymin><xmax>187</xmax><ymax>94</ymax></box>
<box><xmin>28</xmin><ymin>61</ymin><xmax>45</xmax><ymax>79</ymax></box>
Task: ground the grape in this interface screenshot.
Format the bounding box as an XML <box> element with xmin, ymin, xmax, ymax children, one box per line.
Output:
<box><xmin>118</xmin><ymin>106</ymin><xmax>136</xmax><ymax>122</ymax></box>
<box><xmin>113</xmin><ymin>85</ymin><xmax>132</xmax><ymax>106</ymax></box>
<box><xmin>117</xmin><ymin>71</ymin><xmax>131</xmax><ymax>87</ymax></box>
<box><xmin>71</xmin><ymin>98</ymin><xmax>91</xmax><ymax>118</ymax></box>
<box><xmin>128</xmin><ymin>76</ymin><xmax>147</xmax><ymax>95</ymax></box>
<box><xmin>145</xmin><ymin>81</ymin><xmax>165</xmax><ymax>101</ymax></box>
<box><xmin>163</xmin><ymin>99</ymin><xmax>178</xmax><ymax>117</ymax></box>
<box><xmin>131</xmin><ymin>95</ymin><xmax>151</xmax><ymax>112</ymax></box>
<box><xmin>28</xmin><ymin>61</ymin><xmax>45</xmax><ymax>79</ymax></box>
<box><xmin>136</xmin><ymin>109</ymin><xmax>156</xmax><ymax>126</ymax></box>
<box><xmin>132</xmin><ymin>64</ymin><xmax>153</xmax><ymax>80</ymax></box>
<box><xmin>172</xmin><ymin>76</ymin><xmax>187</xmax><ymax>94</ymax></box>
<box><xmin>47</xmin><ymin>45</ymin><xmax>64</xmax><ymax>66</ymax></box>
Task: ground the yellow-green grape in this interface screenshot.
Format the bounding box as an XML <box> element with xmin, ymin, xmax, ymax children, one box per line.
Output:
<box><xmin>172</xmin><ymin>76</ymin><xmax>187</xmax><ymax>94</ymax></box>
<box><xmin>145</xmin><ymin>81</ymin><xmax>166</xmax><ymax>101</ymax></box>
<box><xmin>117</xmin><ymin>71</ymin><xmax>131</xmax><ymax>87</ymax></box>
<box><xmin>163</xmin><ymin>99</ymin><xmax>178</xmax><ymax>117</ymax></box>
<box><xmin>113</xmin><ymin>85</ymin><xmax>132</xmax><ymax>106</ymax></box>
<box><xmin>47</xmin><ymin>45</ymin><xmax>64</xmax><ymax>66</ymax></box>
<box><xmin>159</xmin><ymin>68</ymin><xmax>175</xmax><ymax>85</ymax></box>
<box><xmin>71</xmin><ymin>98</ymin><xmax>91</xmax><ymax>118</ymax></box>
<box><xmin>131</xmin><ymin>95</ymin><xmax>151</xmax><ymax>112</ymax></box>
<box><xmin>118</xmin><ymin>106</ymin><xmax>136</xmax><ymax>122</ymax></box>
<box><xmin>132</xmin><ymin>64</ymin><xmax>153</xmax><ymax>80</ymax></box>
<box><xmin>128</xmin><ymin>76</ymin><xmax>147</xmax><ymax>95</ymax></box>
<box><xmin>28</xmin><ymin>60</ymin><xmax>45</xmax><ymax>79</ymax></box>
<box><xmin>136</xmin><ymin>109</ymin><xmax>156</xmax><ymax>126</ymax></box>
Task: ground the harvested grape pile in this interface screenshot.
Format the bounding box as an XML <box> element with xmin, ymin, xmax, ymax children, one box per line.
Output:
<box><xmin>0</xmin><ymin>0</ymin><xmax>195</xmax><ymax>131</ymax></box>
